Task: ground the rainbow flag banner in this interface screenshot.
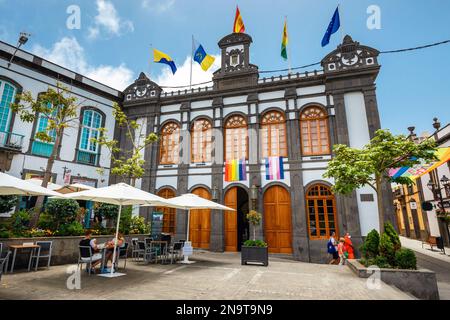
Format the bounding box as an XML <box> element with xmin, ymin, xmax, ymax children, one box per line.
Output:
<box><xmin>265</xmin><ymin>157</ymin><xmax>285</xmax><ymax>180</ymax></box>
<box><xmin>225</xmin><ymin>158</ymin><xmax>247</xmax><ymax>182</ymax></box>
<box><xmin>389</xmin><ymin>147</ymin><xmax>450</xmax><ymax>180</ymax></box>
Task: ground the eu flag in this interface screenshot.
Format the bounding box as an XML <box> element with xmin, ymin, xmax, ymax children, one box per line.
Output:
<box><xmin>321</xmin><ymin>7</ymin><xmax>341</xmax><ymax>47</ymax></box>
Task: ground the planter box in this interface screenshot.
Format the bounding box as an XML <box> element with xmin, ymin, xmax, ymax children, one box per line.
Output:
<box><xmin>0</xmin><ymin>234</ymin><xmax>148</xmax><ymax>269</ymax></box>
<box><xmin>241</xmin><ymin>246</ymin><xmax>268</xmax><ymax>266</ymax></box>
<box><xmin>347</xmin><ymin>259</ymin><xmax>439</xmax><ymax>300</ymax></box>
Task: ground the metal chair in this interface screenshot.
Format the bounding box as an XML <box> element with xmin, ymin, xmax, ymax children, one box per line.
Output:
<box><xmin>0</xmin><ymin>251</ymin><xmax>11</xmax><ymax>282</ymax></box>
<box><xmin>28</xmin><ymin>241</ymin><xmax>53</xmax><ymax>271</ymax></box>
<box><xmin>169</xmin><ymin>242</ymin><xmax>183</xmax><ymax>264</ymax></box>
<box><xmin>115</xmin><ymin>243</ymin><xmax>129</xmax><ymax>270</ymax></box>
<box><xmin>78</xmin><ymin>245</ymin><xmax>102</xmax><ymax>276</ymax></box>
<box><xmin>131</xmin><ymin>239</ymin><xmax>140</xmax><ymax>260</ymax></box>
<box><xmin>134</xmin><ymin>241</ymin><xmax>146</xmax><ymax>262</ymax></box>
<box><xmin>0</xmin><ymin>243</ymin><xmax>11</xmax><ymax>273</ymax></box>
<box><xmin>144</xmin><ymin>239</ymin><xmax>158</xmax><ymax>264</ymax></box>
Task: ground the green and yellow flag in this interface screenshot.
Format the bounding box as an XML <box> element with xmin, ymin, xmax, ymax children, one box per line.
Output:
<box><xmin>281</xmin><ymin>19</ymin><xmax>288</xmax><ymax>60</ymax></box>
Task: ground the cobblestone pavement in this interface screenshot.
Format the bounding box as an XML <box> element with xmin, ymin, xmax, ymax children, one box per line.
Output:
<box><xmin>0</xmin><ymin>251</ymin><xmax>411</xmax><ymax>300</ymax></box>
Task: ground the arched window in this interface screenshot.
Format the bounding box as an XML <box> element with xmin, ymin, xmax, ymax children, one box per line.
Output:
<box><xmin>0</xmin><ymin>80</ymin><xmax>17</xmax><ymax>134</ymax></box>
<box><xmin>191</xmin><ymin>118</ymin><xmax>212</xmax><ymax>163</ymax></box>
<box><xmin>31</xmin><ymin>102</ymin><xmax>58</xmax><ymax>157</ymax></box>
<box><xmin>261</xmin><ymin>110</ymin><xmax>287</xmax><ymax>158</ymax></box>
<box><xmin>225</xmin><ymin>115</ymin><xmax>247</xmax><ymax>161</ymax></box>
<box><xmin>306</xmin><ymin>184</ymin><xmax>338</xmax><ymax>240</ymax></box>
<box><xmin>157</xmin><ymin>188</ymin><xmax>176</xmax><ymax>234</ymax></box>
<box><xmin>160</xmin><ymin>122</ymin><xmax>180</xmax><ymax>164</ymax></box>
<box><xmin>300</xmin><ymin>106</ymin><xmax>330</xmax><ymax>156</ymax></box>
<box><xmin>77</xmin><ymin>109</ymin><xmax>103</xmax><ymax>165</ymax></box>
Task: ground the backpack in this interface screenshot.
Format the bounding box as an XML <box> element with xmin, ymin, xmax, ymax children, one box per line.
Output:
<box><xmin>327</xmin><ymin>239</ymin><xmax>336</xmax><ymax>254</ymax></box>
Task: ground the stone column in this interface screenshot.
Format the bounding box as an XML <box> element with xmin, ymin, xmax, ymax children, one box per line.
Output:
<box><xmin>286</xmin><ymin>113</ymin><xmax>310</xmax><ymax>262</ymax></box>
<box><xmin>210</xmin><ymin>98</ymin><xmax>224</xmax><ymax>251</ymax></box>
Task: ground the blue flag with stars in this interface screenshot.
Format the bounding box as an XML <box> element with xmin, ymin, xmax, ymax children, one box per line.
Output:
<box><xmin>321</xmin><ymin>7</ymin><xmax>341</xmax><ymax>47</ymax></box>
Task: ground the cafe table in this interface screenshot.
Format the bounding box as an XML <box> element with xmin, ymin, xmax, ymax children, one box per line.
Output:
<box><xmin>9</xmin><ymin>243</ymin><xmax>40</xmax><ymax>273</ymax></box>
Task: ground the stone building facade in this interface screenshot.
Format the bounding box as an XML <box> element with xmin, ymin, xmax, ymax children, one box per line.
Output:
<box><xmin>0</xmin><ymin>40</ymin><xmax>120</xmax><ymax>214</ymax></box>
<box><xmin>117</xmin><ymin>32</ymin><xmax>395</xmax><ymax>263</ymax></box>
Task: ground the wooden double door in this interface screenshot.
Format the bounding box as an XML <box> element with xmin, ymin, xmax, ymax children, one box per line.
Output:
<box><xmin>264</xmin><ymin>186</ymin><xmax>293</xmax><ymax>254</ymax></box>
<box><xmin>189</xmin><ymin>187</ymin><xmax>211</xmax><ymax>249</ymax></box>
<box><xmin>224</xmin><ymin>186</ymin><xmax>249</xmax><ymax>252</ymax></box>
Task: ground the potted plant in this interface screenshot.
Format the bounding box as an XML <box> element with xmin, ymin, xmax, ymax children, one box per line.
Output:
<box><xmin>241</xmin><ymin>210</ymin><xmax>268</xmax><ymax>266</ymax></box>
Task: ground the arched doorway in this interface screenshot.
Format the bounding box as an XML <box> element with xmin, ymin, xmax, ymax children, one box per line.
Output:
<box><xmin>264</xmin><ymin>185</ymin><xmax>292</xmax><ymax>253</ymax></box>
<box><xmin>224</xmin><ymin>186</ymin><xmax>249</xmax><ymax>252</ymax></box>
<box><xmin>190</xmin><ymin>187</ymin><xmax>211</xmax><ymax>249</ymax></box>
<box><xmin>157</xmin><ymin>188</ymin><xmax>176</xmax><ymax>234</ymax></box>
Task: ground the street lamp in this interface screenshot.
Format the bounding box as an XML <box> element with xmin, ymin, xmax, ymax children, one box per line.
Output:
<box><xmin>8</xmin><ymin>32</ymin><xmax>31</xmax><ymax>68</ymax></box>
<box><xmin>211</xmin><ymin>186</ymin><xmax>219</xmax><ymax>202</ymax></box>
<box><xmin>250</xmin><ymin>185</ymin><xmax>258</xmax><ymax>210</ymax></box>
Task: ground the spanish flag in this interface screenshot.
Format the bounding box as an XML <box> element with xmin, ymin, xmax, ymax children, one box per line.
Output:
<box><xmin>233</xmin><ymin>6</ymin><xmax>245</xmax><ymax>33</ymax></box>
<box><xmin>153</xmin><ymin>49</ymin><xmax>177</xmax><ymax>74</ymax></box>
<box><xmin>281</xmin><ymin>19</ymin><xmax>288</xmax><ymax>61</ymax></box>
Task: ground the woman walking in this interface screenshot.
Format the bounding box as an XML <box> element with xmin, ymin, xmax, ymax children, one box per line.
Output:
<box><xmin>327</xmin><ymin>232</ymin><xmax>338</xmax><ymax>264</ymax></box>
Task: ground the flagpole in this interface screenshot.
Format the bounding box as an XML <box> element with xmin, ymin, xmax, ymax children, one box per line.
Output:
<box><xmin>338</xmin><ymin>3</ymin><xmax>345</xmax><ymax>42</ymax></box>
<box><xmin>286</xmin><ymin>16</ymin><xmax>292</xmax><ymax>75</ymax></box>
<box><xmin>149</xmin><ymin>43</ymin><xmax>153</xmax><ymax>78</ymax></box>
<box><xmin>189</xmin><ymin>35</ymin><xmax>194</xmax><ymax>91</ymax></box>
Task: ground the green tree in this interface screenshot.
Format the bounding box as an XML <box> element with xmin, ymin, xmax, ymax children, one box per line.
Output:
<box><xmin>0</xmin><ymin>195</ymin><xmax>18</xmax><ymax>213</ymax></box>
<box><xmin>92</xmin><ymin>103</ymin><xmax>158</xmax><ymax>187</ymax></box>
<box><xmin>12</xmin><ymin>83</ymin><xmax>82</xmax><ymax>225</ymax></box>
<box><xmin>323</xmin><ymin>129</ymin><xmax>437</xmax><ymax>233</ymax></box>
<box><xmin>45</xmin><ymin>198</ymin><xmax>80</xmax><ymax>229</ymax></box>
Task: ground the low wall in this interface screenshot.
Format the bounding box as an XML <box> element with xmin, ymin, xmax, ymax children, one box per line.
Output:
<box><xmin>347</xmin><ymin>259</ymin><xmax>440</xmax><ymax>300</ymax></box>
<box><xmin>0</xmin><ymin>234</ymin><xmax>148</xmax><ymax>269</ymax></box>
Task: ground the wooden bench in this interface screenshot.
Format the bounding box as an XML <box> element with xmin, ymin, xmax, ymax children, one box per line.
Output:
<box><xmin>422</xmin><ymin>236</ymin><xmax>444</xmax><ymax>252</ymax></box>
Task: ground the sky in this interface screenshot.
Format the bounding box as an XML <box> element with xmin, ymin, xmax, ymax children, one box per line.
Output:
<box><xmin>0</xmin><ymin>0</ymin><xmax>449</xmax><ymax>135</ymax></box>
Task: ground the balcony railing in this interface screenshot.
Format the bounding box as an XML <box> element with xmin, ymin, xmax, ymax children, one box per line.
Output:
<box><xmin>77</xmin><ymin>150</ymin><xmax>98</xmax><ymax>166</ymax></box>
<box><xmin>0</xmin><ymin>131</ymin><xmax>25</xmax><ymax>151</ymax></box>
<box><xmin>31</xmin><ymin>141</ymin><xmax>54</xmax><ymax>157</ymax></box>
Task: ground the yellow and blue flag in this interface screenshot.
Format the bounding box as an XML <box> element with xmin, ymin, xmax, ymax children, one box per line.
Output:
<box><xmin>153</xmin><ymin>48</ymin><xmax>177</xmax><ymax>74</ymax></box>
<box><xmin>193</xmin><ymin>39</ymin><xmax>215</xmax><ymax>71</ymax></box>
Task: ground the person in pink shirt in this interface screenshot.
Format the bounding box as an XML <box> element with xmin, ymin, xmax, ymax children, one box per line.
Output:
<box><xmin>337</xmin><ymin>237</ymin><xmax>346</xmax><ymax>265</ymax></box>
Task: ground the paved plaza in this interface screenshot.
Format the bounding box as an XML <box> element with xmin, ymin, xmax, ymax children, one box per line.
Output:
<box><xmin>0</xmin><ymin>251</ymin><xmax>411</xmax><ymax>300</ymax></box>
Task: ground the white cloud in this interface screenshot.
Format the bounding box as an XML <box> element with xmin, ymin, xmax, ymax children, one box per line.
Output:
<box><xmin>155</xmin><ymin>54</ymin><xmax>221</xmax><ymax>93</ymax></box>
<box><xmin>88</xmin><ymin>0</ymin><xmax>134</xmax><ymax>40</ymax></box>
<box><xmin>141</xmin><ymin>0</ymin><xmax>175</xmax><ymax>13</ymax></box>
<box><xmin>32</xmin><ymin>37</ymin><xmax>134</xmax><ymax>91</ymax></box>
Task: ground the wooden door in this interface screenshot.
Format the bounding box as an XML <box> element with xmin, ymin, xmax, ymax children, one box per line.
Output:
<box><xmin>190</xmin><ymin>188</ymin><xmax>211</xmax><ymax>249</ymax></box>
<box><xmin>224</xmin><ymin>187</ymin><xmax>238</xmax><ymax>252</ymax></box>
<box><xmin>157</xmin><ymin>188</ymin><xmax>176</xmax><ymax>234</ymax></box>
<box><xmin>264</xmin><ymin>186</ymin><xmax>292</xmax><ymax>253</ymax></box>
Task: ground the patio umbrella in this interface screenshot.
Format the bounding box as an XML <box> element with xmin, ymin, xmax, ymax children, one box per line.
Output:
<box><xmin>63</xmin><ymin>182</ymin><xmax>171</xmax><ymax>278</ymax></box>
<box><xmin>55</xmin><ymin>183</ymin><xmax>96</xmax><ymax>194</ymax></box>
<box><xmin>28</xmin><ymin>178</ymin><xmax>63</xmax><ymax>191</ymax></box>
<box><xmin>148</xmin><ymin>193</ymin><xmax>235</xmax><ymax>264</ymax></box>
<box><xmin>0</xmin><ymin>172</ymin><xmax>62</xmax><ymax>197</ymax></box>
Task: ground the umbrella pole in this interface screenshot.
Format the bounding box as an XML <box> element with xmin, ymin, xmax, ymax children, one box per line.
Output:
<box><xmin>182</xmin><ymin>208</ymin><xmax>193</xmax><ymax>264</ymax></box>
<box><xmin>186</xmin><ymin>208</ymin><xmax>190</xmax><ymax>242</ymax></box>
<box><xmin>110</xmin><ymin>203</ymin><xmax>122</xmax><ymax>276</ymax></box>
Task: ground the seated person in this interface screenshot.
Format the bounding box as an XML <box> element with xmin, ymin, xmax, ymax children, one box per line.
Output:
<box><xmin>79</xmin><ymin>230</ymin><xmax>103</xmax><ymax>272</ymax></box>
<box><xmin>104</xmin><ymin>233</ymin><xmax>126</xmax><ymax>268</ymax></box>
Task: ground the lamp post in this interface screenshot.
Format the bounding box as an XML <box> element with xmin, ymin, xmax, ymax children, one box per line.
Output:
<box><xmin>250</xmin><ymin>185</ymin><xmax>258</xmax><ymax>211</ymax></box>
<box><xmin>211</xmin><ymin>186</ymin><xmax>219</xmax><ymax>202</ymax></box>
<box><xmin>427</xmin><ymin>176</ymin><xmax>450</xmax><ymax>246</ymax></box>
<box><xmin>8</xmin><ymin>32</ymin><xmax>31</xmax><ymax>68</ymax></box>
